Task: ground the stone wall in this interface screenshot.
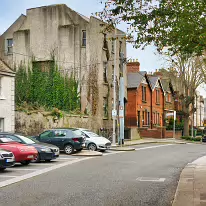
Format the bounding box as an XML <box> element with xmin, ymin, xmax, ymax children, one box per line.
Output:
<box><xmin>15</xmin><ymin>111</ymin><xmax>101</xmax><ymax>136</ymax></box>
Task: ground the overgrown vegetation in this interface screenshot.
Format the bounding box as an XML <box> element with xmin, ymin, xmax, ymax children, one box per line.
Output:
<box><xmin>166</xmin><ymin>118</ymin><xmax>184</xmax><ymax>131</ymax></box>
<box><xmin>181</xmin><ymin>136</ymin><xmax>202</xmax><ymax>142</ymax></box>
<box><xmin>15</xmin><ymin>61</ymin><xmax>80</xmax><ymax>113</ymax></box>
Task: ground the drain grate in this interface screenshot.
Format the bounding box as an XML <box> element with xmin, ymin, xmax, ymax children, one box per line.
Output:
<box><xmin>136</xmin><ymin>177</ymin><xmax>166</xmax><ymax>182</ymax></box>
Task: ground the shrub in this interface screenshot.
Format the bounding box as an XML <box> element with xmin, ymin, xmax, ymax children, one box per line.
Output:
<box><xmin>181</xmin><ymin>136</ymin><xmax>202</xmax><ymax>141</ymax></box>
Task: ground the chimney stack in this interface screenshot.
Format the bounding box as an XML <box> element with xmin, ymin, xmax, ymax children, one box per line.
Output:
<box><xmin>127</xmin><ymin>59</ymin><xmax>140</xmax><ymax>73</ymax></box>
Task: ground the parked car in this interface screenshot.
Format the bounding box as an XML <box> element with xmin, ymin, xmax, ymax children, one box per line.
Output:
<box><xmin>0</xmin><ymin>133</ymin><xmax>59</xmax><ymax>163</ymax></box>
<box><xmin>77</xmin><ymin>128</ymin><xmax>111</xmax><ymax>152</ymax></box>
<box><xmin>0</xmin><ymin>137</ymin><xmax>38</xmax><ymax>165</ymax></box>
<box><xmin>0</xmin><ymin>149</ymin><xmax>15</xmax><ymax>171</ymax></box>
<box><xmin>33</xmin><ymin>129</ymin><xmax>85</xmax><ymax>155</ymax></box>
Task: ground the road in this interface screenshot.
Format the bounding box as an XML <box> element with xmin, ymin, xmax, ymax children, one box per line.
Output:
<box><xmin>0</xmin><ymin>143</ymin><xmax>206</xmax><ymax>206</ymax></box>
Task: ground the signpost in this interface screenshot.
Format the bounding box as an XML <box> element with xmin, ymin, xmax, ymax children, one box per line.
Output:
<box><xmin>173</xmin><ymin>111</ymin><xmax>176</xmax><ymax>139</ymax></box>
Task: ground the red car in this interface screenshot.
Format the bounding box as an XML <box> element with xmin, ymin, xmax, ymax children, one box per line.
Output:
<box><xmin>0</xmin><ymin>138</ymin><xmax>38</xmax><ymax>165</ymax></box>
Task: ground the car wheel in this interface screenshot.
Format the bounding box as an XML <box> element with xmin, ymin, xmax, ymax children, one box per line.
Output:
<box><xmin>31</xmin><ymin>153</ymin><xmax>40</xmax><ymax>163</ymax></box>
<box><xmin>20</xmin><ymin>160</ymin><xmax>31</xmax><ymax>165</ymax></box>
<box><xmin>64</xmin><ymin>144</ymin><xmax>74</xmax><ymax>155</ymax></box>
<box><xmin>88</xmin><ymin>143</ymin><xmax>97</xmax><ymax>151</ymax></box>
<box><xmin>76</xmin><ymin>148</ymin><xmax>83</xmax><ymax>152</ymax></box>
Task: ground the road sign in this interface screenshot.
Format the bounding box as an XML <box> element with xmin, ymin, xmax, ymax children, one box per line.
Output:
<box><xmin>112</xmin><ymin>109</ymin><xmax>117</xmax><ymax>118</ymax></box>
<box><xmin>174</xmin><ymin>111</ymin><xmax>176</xmax><ymax>120</ymax></box>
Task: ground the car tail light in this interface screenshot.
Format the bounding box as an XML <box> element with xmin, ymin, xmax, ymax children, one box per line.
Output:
<box><xmin>72</xmin><ymin>138</ymin><xmax>79</xmax><ymax>142</ymax></box>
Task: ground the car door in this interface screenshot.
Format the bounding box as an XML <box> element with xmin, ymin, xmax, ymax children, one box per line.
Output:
<box><xmin>39</xmin><ymin>130</ymin><xmax>55</xmax><ymax>144</ymax></box>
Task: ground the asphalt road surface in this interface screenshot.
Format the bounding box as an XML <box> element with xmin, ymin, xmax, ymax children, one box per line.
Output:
<box><xmin>1</xmin><ymin>143</ymin><xmax>206</xmax><ymax>206</ymax></box>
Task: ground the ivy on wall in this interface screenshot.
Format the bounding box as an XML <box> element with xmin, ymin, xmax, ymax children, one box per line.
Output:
<box><xmin>15</xmin><ymin>61</ymin><xmax>80</xmax><ymax>112</ymax></box>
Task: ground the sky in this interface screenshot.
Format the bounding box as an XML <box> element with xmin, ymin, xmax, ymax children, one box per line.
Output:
<box><xmin>0</xmin><ymin>0</ymin><xmax>205</xmax><ymax>97</ymax></box>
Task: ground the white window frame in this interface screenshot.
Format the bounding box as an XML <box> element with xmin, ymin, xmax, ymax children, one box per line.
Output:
<box><xmin>0</xmin><ymin>77</ymin><xmax>2</xmax><ymax>96</ymax></box>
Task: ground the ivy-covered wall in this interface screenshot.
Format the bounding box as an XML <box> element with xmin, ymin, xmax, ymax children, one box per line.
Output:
<box><xmin>15</xmin><ymin>61</ymin><xmax>80</xmax><ymax>113</ymax></box>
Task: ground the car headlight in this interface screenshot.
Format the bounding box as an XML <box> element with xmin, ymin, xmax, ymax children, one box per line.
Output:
<box><xmin>41</xmin><ymin>148</ymin><xmax>51</xmax><ymax>152</ymax></box>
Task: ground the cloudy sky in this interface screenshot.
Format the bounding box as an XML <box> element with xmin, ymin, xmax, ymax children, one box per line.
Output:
<box><xmin>0</xmin><ymin>0</ymin><xmax>205</xmax><ymax>96</ymax></box>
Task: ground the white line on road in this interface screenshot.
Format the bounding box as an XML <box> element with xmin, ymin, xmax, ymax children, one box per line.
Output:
<box><xmin>135</xmin><ymin>144</ymin><xmax>174</xmax><ymax>151</ymax></box>
<box><xmin>57</xmin><ymin>158</ymin><xmax>79</xmax><ymax>160</ymax></box>
<box><xmin>136</xmin><ymin>177</ymin><xmax>166</xmax><ymax>182</ymax></box>
<box><xmin>0</xmin><ymin>157</ymin><xmax>94</xmax><ymax>188</ymax></box>
<box><xmin>7</xmin><ymin>168</ymin><xmax>38</xmax><ymax>171</ymax></box>
<box><xmin>0</xmin><ymin>175</ymin><xmax>19</xmax><ymax>178</ymax></box>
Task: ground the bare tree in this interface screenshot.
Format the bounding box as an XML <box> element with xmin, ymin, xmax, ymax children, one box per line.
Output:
<box><xmin>163</xmin><ymin>55</ymin><xmax>205</xmax><ymax>136</ymax></box>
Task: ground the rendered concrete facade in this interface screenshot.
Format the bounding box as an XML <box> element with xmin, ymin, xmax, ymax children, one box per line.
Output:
<box><xmin>0</xmin><ymin>4</ymin><xmax>127</xmax><ymax>132</ymax></box>
<box><xmin>0</xmin><ymin>59</ymin><xmax>15</xmax><ymax>132</ymax></box>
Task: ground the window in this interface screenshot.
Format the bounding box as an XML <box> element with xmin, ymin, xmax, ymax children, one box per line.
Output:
<box><xmin>147</xmin><ymin>112</ymin><xmax>150</xmax><ymax>125</ymax></box>
<box><xmin>103</xmin><ymin>97</ymin><xmax>108</xmax><ymax>118</ymax></box>
<box><xmin>166</xmin><ymin>93</ymin><xmax>171</xmax><ymax>102</ymax></box>
<box><xmin>156</xmin><ymin>89</ymin><xmax>160</xmax><ymax>104</ymax></box>
<box><xmin>54</xmin><ymin>130</ymin><xmax>66</xmax><ymax>137</ymax></box>
<box><xmin>103</xmin><ymin>34</ymin><xmax>107</xmax><ymax>49</ymax></box>
<box><xmin>112</xmin><ymin>65</ymin><xmax>114</xmax><ymax>81</ymax></box>
<box><xmin>7</xmin><ymin>39</ymin><xmax>13</xmax><ymax>54</ymax></box>
<box><xmin>142</xmin><ymin>111</ymin><xmax>145</xmax><ymax>125</ymax></box>
<box><xmin>142</xmin><ymin>86</ymin><xmax>146</xmax><ymax>102</ymax></box>
<box><xmin>103</xmin><ymin>62</ymin><xmax>108</xmax><ymax>83</ymax></box>
<box><xmin>40</xmin><ymin>131</ymin><xmax>54</xmax><ymax>139</ymax></box>
<box><xmin>111</xmin><ymin>39</ymin><xmax>115</xmax><ymax>53</ymax></box>
<box><xmin>82</xmin><ymin>30</ymin><xmax>86</xmax><ymax>47</ymax></box>
<box><xmin>0</xmin><ymin>118</ymin><xmax>4</xmax><ymax>132</ymax></box>
<box><xmin>4</xmin><ymin>135</ymin><xmax>22</xmax><ymax>143</ymax></box>
<box><xmin>119</xmin><ymin>41</ymin><xmax>122</xmax><ymax>56</ymax></box>
<box><xmin>157</xmin><ymin>113</ymin><xmax>160</xmax><ymax>124</ymax></box>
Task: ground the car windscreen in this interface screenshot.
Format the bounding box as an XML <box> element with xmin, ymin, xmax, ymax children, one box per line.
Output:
<box><xmin>71</xmin><ymin>129</ymin><xmax>82</xmax><ymax>137</ymax></box>
<box><xmin>16</xmin><ymin>135</ymin><xmax>35</xmax><ymax>144</ymax></box>
<box><xmin>84</xmin><ymin>131</ymin><xmax>100</xmax><ymax>137</ymax></box>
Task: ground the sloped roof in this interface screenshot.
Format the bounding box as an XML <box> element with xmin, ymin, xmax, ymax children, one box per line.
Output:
<box><xmin>148</xmin><ymin>76</ymin><xmax>159</xmax><ymax>90</ymax></box>
<box><xmin>0</xmin><ymin>59</ymin><xmax>15</xmax><ymax>76</ymax></box>
<box><xmin>161</xmin><ymin>79</ymin><xmax>170</xmax><ymax>92</ymax></box>
<box><xmin>127</xmin><ymin>71</ymin><xmax>147</xmax><ymax>89</ymax></box>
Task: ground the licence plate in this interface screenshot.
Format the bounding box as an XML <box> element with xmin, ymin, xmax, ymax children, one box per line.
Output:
<box><xmin>55</xmin><ymin>152</ymin><xmax>59</xmax><ymax>155</ymax></box>
<box><xmin>6</xmin><ymin>158</ymin><xmax>14</xmax><ymax>162</ymax></box>
<box><xmin>27</xmin><ymin>155</ymin><xmax>34</xmax><ymax>159</ymax></box>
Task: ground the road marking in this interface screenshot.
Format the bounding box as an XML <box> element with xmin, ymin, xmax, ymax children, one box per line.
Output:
<box><xmin>0</xmin><ymin>157</ymin><xmax>94</xmax><ymax>188</ymax></box>
<box><xmin>0</xmin><ymin>175</ymin><xmax>18</xmax><ymax>178</ymax></box>
<box><xmin>135</xmin><ymin>144</ymin><xmax>174</xmax><ymax>151</ymax></box>
<box><xmin>136</xmin><ymin>177</ymin><xmax>166</xmax><ymax>182</ymax></box>
<box><xmin>57</xmin><ymin>157</ymin><xmax>79</xmax><ymax>160</ymax></box>
<box><xmin>8</xmin><ymin>168</ymin><xmax>38</xmax><ymax>171</ymax></box>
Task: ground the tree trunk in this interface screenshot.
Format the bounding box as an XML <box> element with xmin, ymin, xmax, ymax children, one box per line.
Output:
<box><xmin>183</xmin><ymin>117</ymin><xmax>189</xmax><ymax>136</ymax></box>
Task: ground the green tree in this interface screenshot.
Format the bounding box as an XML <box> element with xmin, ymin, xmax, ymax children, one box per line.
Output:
<box><xmin>99</xmin><ymin>0</ymin><xmax>206</xmax><ymax>56</ymax></box>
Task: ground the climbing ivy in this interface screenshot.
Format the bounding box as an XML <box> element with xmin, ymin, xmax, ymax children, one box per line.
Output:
<box><xmin>15</xmin><ymin>61</ymin><xmax>80</xmax><ymax>113</ymax></box>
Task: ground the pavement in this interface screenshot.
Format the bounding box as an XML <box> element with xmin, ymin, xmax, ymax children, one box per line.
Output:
<box><xmin>114</xmin><ymin>138</ymin><xmax>187</xmax><ymax>147</ymax></box>
<box><xmin>172</xmin><ymin>155</ymin><xmax>206</xmax><ymax>206</ymax></box>
<box><xmin>1</xmin><ymin>143</ymin><xmax>206</xmax><ymax>206</ymax></box>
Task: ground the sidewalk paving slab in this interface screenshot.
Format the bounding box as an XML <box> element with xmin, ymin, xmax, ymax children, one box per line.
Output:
<box><xmin>72</xmin><ymin>150</ymin><xmax>102</xmax><ymax>156</ymax></box>
<box><xmin>172</xmin><ymin>155</ymin><xmax>206</xmax><ymax>206</ymax></box>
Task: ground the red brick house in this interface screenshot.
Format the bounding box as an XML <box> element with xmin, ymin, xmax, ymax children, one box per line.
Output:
<box><xmin>126</xmin><ymin>71</ymin><xmax>152</xmax><ymax>128</ymax></box>
<box><xmin>148</xmin><ymin>76</ymin><xmax>165</xmax><ymax>127</ymax></box>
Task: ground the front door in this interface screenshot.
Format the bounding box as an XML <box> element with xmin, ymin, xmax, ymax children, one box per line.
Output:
<box><xmin>137</xmin><ymin>111</ymin><xmax>140</xmax><ymax>127</ymax></box>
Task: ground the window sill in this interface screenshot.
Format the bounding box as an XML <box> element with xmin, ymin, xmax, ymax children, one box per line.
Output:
<box><xmin>5</xmin><ymin>53</ymin><xmax>13</xmax><ymax>56</ymax></box>
<box><xmin>166</xmin><ymin>101</ymin><xmax>172</xmax><ymax>104</ymax></box>
<box><xmin>81</xmin><ymin>46</ymin><xmax>86</xmax><ymax>48</ymax></box>
<box><xmin>142</xmin><ymin>100</ymin><xmax>147</xmax><ymax>103</ymax></box>
<box><xmin>102</xmin><ymin>47</ymin><xmax>107</xmax><ymax>51</ymax></box>
<box><xmin>103</xmin><ymin>117</ymin><xmax>108</xmax><ymax>120</ymax></box>
<box><xmin>156</xmin><ymin>103</ymin><xmax>160</xmax><ymax>105</ymax></box>
<box><xmin>0</xmin><ymin>96</ymin><xmax>6</xmax><ymax>100</ymax></box>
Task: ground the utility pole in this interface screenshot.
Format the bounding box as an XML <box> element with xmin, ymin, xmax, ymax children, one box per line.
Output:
<box><xmin>173</xmin><ymin>111</ymin><xmax>176</xmax><ymax>139</ymax></box>
<box><xmin>119</xmin><ymin>52</ymin><xmax>125</xmax><ymax>146</ymax></box>
<box><xmin>112</xmin><ymin>28</ymin><xmax>117</xmax><ymax>146</ymax></box>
